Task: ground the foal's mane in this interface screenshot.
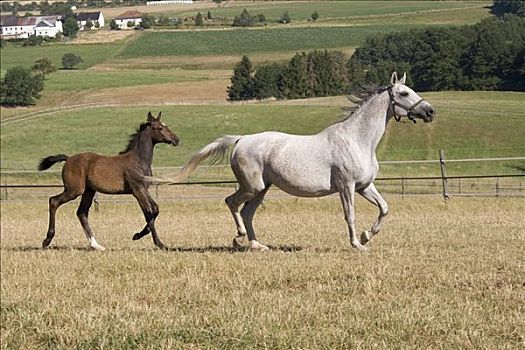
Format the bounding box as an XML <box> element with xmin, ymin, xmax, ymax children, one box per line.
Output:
<box><xmin>119</xmin><ymin>122</ymin><xmax>151</xmax><ymax>154</ymax></box>
<box><xmin>338</xmin><ymin>83</ymin><xmax>389</xmax><ymax>122</ymax></box>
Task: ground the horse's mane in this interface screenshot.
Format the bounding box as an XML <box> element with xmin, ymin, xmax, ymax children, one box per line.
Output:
<box><xmin>338</xmin><ymin>83</ymin><xmax>389</xmax><ymax>122</ymax></box>
<box><xmin>119</xmin><ymin>122</ymin><xmax>150</xmax><ymax>154</ymax></box>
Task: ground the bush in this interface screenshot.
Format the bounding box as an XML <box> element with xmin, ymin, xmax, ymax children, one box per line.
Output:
<box><xmin>311</xmin><ymin>11</ymin><xmax>319</xmax><ymax>22</ymax></box>
<box><xmin>22</xmin><ymin>35</ymin><xmax>44</xmax><ymax>47</ymax></box>
<box><xmin>0</xmin><ymin>66</ymin><xmax>44</xmax><ymax>106</ymax></box>
<box><xmin>280</xmin><ymin>11</ymin><xmax>291</xmax><ymax>24</ymax></box>
<box><xmin>195</xmin><ymin>12</ymin><xmax>204</xmax><ymax>26</ymax></box>
<box><xmin>61</xmin><ymin>53</ymin><xmax>83</xmax><ymax>69</ymax></box>
<box><xmin>110</xmin><ymin>19</ymin><xmax>119</xmax><ymax>30</ymax></box>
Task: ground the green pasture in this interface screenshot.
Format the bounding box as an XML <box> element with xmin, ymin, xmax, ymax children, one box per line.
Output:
<box><xmin>42</xmin><ymin>69</ymin><xmax>221</xmax><ymax>91</ymax></box>
<box><xmin>173</xmin><ymin>0</ymin><xmax>490</xmax><ymax>23</ymax></box>
<box><xmin>0</xmin><ymin>42</ymin><xmax>123</xmax><ymax>73</ymax></box>
<box><xmin>118</xmin><ymin>25</ymin><xmax>429</xmax><ymax>59</ymax></box>
<box><xmin>1</xmin><ymin>92</ymin><xmax>524</xmax><ymax>177</ymax></box>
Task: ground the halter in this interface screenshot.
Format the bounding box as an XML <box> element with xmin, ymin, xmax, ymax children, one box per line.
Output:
<box><xmin>387</xmin><ymin>85</ymin><xmax>425</xmax><ymax>123</ymax></box>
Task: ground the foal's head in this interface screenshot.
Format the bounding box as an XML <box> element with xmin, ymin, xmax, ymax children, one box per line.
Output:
<box><xmin>147</xmin><ymin>111</ymin><xmax>180</xmax><ymax>146</ymax></box>
<box><xmin>388</xmin><ymin>72</ymin><xmax>436</xmax><ymax>123</ymax></box>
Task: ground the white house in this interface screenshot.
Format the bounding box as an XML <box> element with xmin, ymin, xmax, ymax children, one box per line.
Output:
<box><xmin>0</xmin><ymin>15</ymin><xmax>62</xmax><ymax>39</ymax></box>
<box><xmin>77</xmin><ymin>11</ymin><xmax>104</xmax><ymax>30</ymax></box>
<box><xmin>0</xmin><ymin>15</ymin><xmax>36</xmax><ymax>39</ymax></box>
<box><xmin>33</xmin><ymin>16</ymin><xmax>63</xmax><ymax>38</ymax></box>
<box><xmin>114</xmin><ymin>10</ymin><xmax>143</xmax><ymax>29</ymax></box>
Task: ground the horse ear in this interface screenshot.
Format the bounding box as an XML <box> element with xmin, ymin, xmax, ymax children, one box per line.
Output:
<box><xmin>157</xmin><ymin>111</ymin><xmax>162</xmax><ymax>121</ymax></box>
<box><xmin>390</xmin><ymin>72</ymin><xmax>398</xmax><ymax>85</ymax></box>
<box><xmin>400</xmin><ymin>72</ymin><xmax>407</xmax><ymax>84</ymax></box>
<box><xmin>147</xmin><ymin>111</ymin><xmax>155</xmax><ymax>122</ymax></box>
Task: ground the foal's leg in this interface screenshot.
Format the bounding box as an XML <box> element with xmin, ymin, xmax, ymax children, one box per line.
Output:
<box><xmin>238</xmin><ymin>186</ymin><xmax>271</xmax><ymax>250</ymax></box>
<box><xmin>339</xmin><ymin>183</ymin><xmax>367</xmax><ymax>251</ymax></box>
<box><xmin>77</xmin><ymin>188</ymin><xmax>105</xmax><ymax>251</ymax></box>
<box><xmin>132</xmin><ymin>225</ymin><xmax>150</xmax><ymax>241</ymax></box>
<box><xmin>358</xmin><ymin>183</ymin><xmax>388</xmax><ymax>245</ymax></box>
<box><xmin>132</xmin><ymin>188</ymin><xmax>165</xmax><ymax>249</ymax></box>
<box><xmin>43</xmin><ymin>191</ymin><xmax>79</xmax><ymax>248</ymax></box>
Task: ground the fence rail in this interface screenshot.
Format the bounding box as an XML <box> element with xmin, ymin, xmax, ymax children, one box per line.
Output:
<box><xmin>1</xmin><ymin>153</ymin><xmax>524</xmax><ymax>199</ymax></box>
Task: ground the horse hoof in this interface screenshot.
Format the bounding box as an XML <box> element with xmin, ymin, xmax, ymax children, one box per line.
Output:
<box><xmin>360</xmin><ymin>230</ymin><xmax>372</xmax><ymax>245</ymax></box>
<box><xmin>352</xmin><ymin>243</ymin><xmax>369</xmax><ymax>252</ymax></box>
<box><xmin>249</xmin><ymin>241</ymin><xmax>270</xmax><ymax>252</ymax></box>
<box><xmin>232</xmin><ymin>235</ymin><xmax>245</xmax><ymax>248</ymax></box>
<box><xmin>90</xmin><ymin>244</ymin><xmax>106</xmax><ymax>251</ymax></box>
<box><xmin>42</xmin><ymin>239</ymin><xmax>52</xmax><ymax>249</ymax></box>
<box><xmin>132</xmin><ymin>233</ymin><xmax>142</xmax><ymax>241</ymax></box>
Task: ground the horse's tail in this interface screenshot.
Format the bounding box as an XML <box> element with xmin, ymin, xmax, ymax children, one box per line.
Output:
<box><xmin>38</xmin><ymin>154</ymin><xmax>69</xmax><ymax>171</ymax></box>
<box><xmin>147</xmin><ymin>135</ymin><xmax>242</xmax><ymax>184</ymax></box>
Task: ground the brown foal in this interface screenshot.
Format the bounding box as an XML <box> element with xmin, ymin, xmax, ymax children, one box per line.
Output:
<box><xmin>38</xmin><ymin>111</ymin><xmax>179</xmax><ymax>250</ymax></box>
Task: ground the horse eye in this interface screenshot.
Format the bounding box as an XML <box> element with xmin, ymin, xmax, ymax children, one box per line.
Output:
<box><xmin>400</xmin><ymin>91</ymin><xmax>409</xmax><ymax>97</ymax></box>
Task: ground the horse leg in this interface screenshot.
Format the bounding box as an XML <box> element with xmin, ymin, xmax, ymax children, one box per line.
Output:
<box><xmin>226</xmin><ymin>187</ymin><xmax>269</xmax><ymax>251</ymax></box>
<box><xmin>43</xmin><ymin>191</ymin><xmax>79</xmax><ymax>248</ymax></box>
<box><xmin>133</xmin><ymin>188</ymin><xmax>165</xmax><ymax>249</ymax></box>
<box><xmin>239</xmin><ymin>186</ymin><xmax>271</xmax><ymax>251</ymax></box>
<box><xmin>77</xmin><ymin>189</ymin><xmax>105</xmax><ymax>251</ymax></box>
<box><xmin>338</xmin><ymin>183</ymin><xmax>367</xmax><ymax>251</ymax></box>
<box><xmin>132</xmin><ymin>225</ymin><xmax>150</xmax><ymax>241</ymax></box>
<box><xmin>358</xmin><ymin>183</ymin><xmax>388</xmax><ymax>245</ymax></box>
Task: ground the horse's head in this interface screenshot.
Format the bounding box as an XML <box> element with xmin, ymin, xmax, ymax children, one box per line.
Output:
<box><xmin>388</xmin><ymin>72</ymin><xmax>436</xmax><ymax>123</ymax></box>
<box><xmin>147</xmin><ymin>111</ymin><xmax>180</xmax><ymax>146</ymax></box>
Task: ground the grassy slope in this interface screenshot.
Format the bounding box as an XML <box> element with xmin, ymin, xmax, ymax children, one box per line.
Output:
<box><xmin>1</xmin><ymin>196</ymin><xmax>523</xmax><ymax>349</ymax></box>
<box><xmin>1</xmin><ymin>92</ymin><xmax>524</xmax><ymax>176</ymax></box>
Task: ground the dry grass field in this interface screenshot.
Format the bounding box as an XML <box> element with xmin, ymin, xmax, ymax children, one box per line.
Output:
<box><xmin>1</xmin><ymin>192</ymin><xmax>523</xmax><ymax>349</ymax></box>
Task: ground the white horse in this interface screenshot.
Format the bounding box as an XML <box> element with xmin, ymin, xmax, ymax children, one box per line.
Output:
<box><xmin>156</xmin><ymin>72</ymin><xmax>436</xmax><ymax>251</ymax></box>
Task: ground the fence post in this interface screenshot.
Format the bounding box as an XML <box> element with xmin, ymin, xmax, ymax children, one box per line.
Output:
<box><xmin>496</xmin><ymin>178</ymin><xmax>500</xmax><ymax>197</ymax></box>
<box><xmin>439</xmin><ymin>149</ymin><xmax>449</xmax><ymax>200</ymax></box>
<box><xmin>401</xmin><ymin>176</ymin><xmax>406</xmax><ymax>197</ymax></box>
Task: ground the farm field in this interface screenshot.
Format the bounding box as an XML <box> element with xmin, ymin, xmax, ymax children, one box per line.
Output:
<box><xmin>1</xmin><ymin>195</ymin><xmax>523</xmax><ymax>349</ymax></box>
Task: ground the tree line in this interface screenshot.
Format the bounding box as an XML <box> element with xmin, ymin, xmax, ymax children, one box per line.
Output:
<box><xmin>228</xmin><ymin>13</ymin><xmax>525</xmax><ymax>101</ymax></box>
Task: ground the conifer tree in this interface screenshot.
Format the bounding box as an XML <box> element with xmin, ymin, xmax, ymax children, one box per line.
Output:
<box><xmin>227</xmin><ymin>55</ymin><xmax>255</xmax><ymax>100</ymax></box>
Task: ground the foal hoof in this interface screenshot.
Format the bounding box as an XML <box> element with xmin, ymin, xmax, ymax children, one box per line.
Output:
<box><xmin>360</xmin><ymin>230</ymin><xmax>372</xmax><ymax>245</ymax></box>
<box><xmin>132</xmin><ymin>232</ymin><xmax>143</xmax><ymax>241</ymax></box>
<box><xmin>249</xmin><ymin>240</ymin><xmax>270</xmax><ymax>252</ymax></box>
<box><xmin>90</xmin><ymin>244</ymin><xmax>106</xmax><ymax>251</ymax></box>
<box><xmin>42</xmin><ymin>239</ymin><xmax>52</xmax><ymax>249</ymax></box>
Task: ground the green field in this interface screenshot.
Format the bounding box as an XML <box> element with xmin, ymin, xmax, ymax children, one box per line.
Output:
<box><xmin>119</xmin><ymin>25</ymin><xmax>439</xmax><ymax>58</ymax></box>
<box><xmin>1</xmin><ymin>92</ymin><xmax>524</xmax><ymax>177</ymax></box>
<box><xmin>174</xmin><ymin>0</ymin><xmax>490</xmax><ymax>23</ymax></box>
<box><xmin>0</xmin><ymin>42</ymin><xmax>124</xmax><ymax>73</ymax></box>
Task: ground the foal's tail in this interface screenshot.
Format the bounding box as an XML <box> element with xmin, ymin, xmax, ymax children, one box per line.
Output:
<box><xmin>38</xmin><ymin>154</ymin><xmax>69</xmax><ymax>171</ymax></box>
<box><xmin>147</xmin><ymin>135</ymin><xmax>242</xmax><ymax>184</ymax></box>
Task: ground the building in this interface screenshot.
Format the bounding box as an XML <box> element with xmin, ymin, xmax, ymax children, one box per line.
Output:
<box><xmin>77</xmin><ymin>11</ymin><xmax>105</xmax><ymax>30</ymax></box>
<box><xmin>0</xmin><ymin>15</ymin><xmax>63</xmax><ymax>39</ymax></box>
<box><xmin>114</xmin><ymin>10</ymin><xmax>143</xmax><ymax>29</ymax></box>
<box><xmin>0</xmin><ymin>15</ymin><xmax>36</xmax><ymax>39</ymax></box>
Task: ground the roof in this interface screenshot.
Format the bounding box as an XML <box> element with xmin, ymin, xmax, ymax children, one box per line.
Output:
<box><xmin>77</xmin><ymin>12</ymin><xmax>102</xmax><ymax>21</ymax></box>
<box><xmin>0</xmin><ymin>15</ymin><xmax>18</xmax><ymax>27</ymax></box>
<box><xmin>0</xmin><ymin>15</ymin><xmax>61</xmax><ymax>27</ymax></box>
<box><xmin>115</xmin><ymin>10</ymin><xmax>143</xmax><ymax>20</ymax></box>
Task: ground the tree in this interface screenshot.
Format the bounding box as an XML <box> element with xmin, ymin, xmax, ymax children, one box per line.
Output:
<box><xmin>492</xmin><ymin>0</ymin><xmax>525</xmax><ymax>17</ymax></box>
<box><xmin>1</xmin><ymin>66</ymin><xmax>44</xmax><ymax>106</ymax></box>
<box><xmin>253</xmin><ymin>63</ymin><xmax>284</xmax><ymax>99</ymax></box>
<box><xmin>127</xmin><ymin>21</ymin><xmax>135</xmax><ymax>29</ymax></box>
<box><xmin>227</xmin><ymin>55</ymin><xmax>255</xmax><ymax>100</ymax></box>
<box><xmin>85</xmin><ymin>19</ymin><xmax>93</xmax><ymax>30</ymax></box>
<box><xmin>280</xmin><ymin>11</ymin><xmax>291</xmax><ymax>24</ymax></box>
<box><xmin>233</xmin><ymin>9</ymin><xmax>254</xmax><ymax>27</ymax></box>
<box><xmin>32</xmin><ymin>57</ymin><xmax>57</xmax><ymax>79</ymax></box>
<box><xmin>207</xmin><ymin>10</ymin><xmax>212</xmax><ymax>20</ymax></box>
<box><xmin>195</xmin><ymin>12</ymin><xmax>204</xmax><ymax>26</ymax></box>
<box><xmin>140</xmin><ymin>15</ymin><xmax>155</xmax><ymax>29</ymax></box>
<box><xmin>63</xmin><ymin>16</ymin><xmax>79</xmax><ymax>37</ymax></box>
<box><xmin>311</xmin><ymin>11</ymin><xmax>319</xmax><ymax>22</ymax></box>
<box><xmin>62</xmin><ymin>53</ymin><xmax>83</xmax><ymax>70</ymax></box>
<box><xmin>109</xmin><ymin>19</ymin><xmax>119</xmax><ymax>30</ymax></box>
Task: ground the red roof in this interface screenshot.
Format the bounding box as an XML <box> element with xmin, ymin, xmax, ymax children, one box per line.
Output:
<box><xmin>115</xmin><ymin>10</ymin><xmax>143</xmax><ymax>20</ymax></box>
